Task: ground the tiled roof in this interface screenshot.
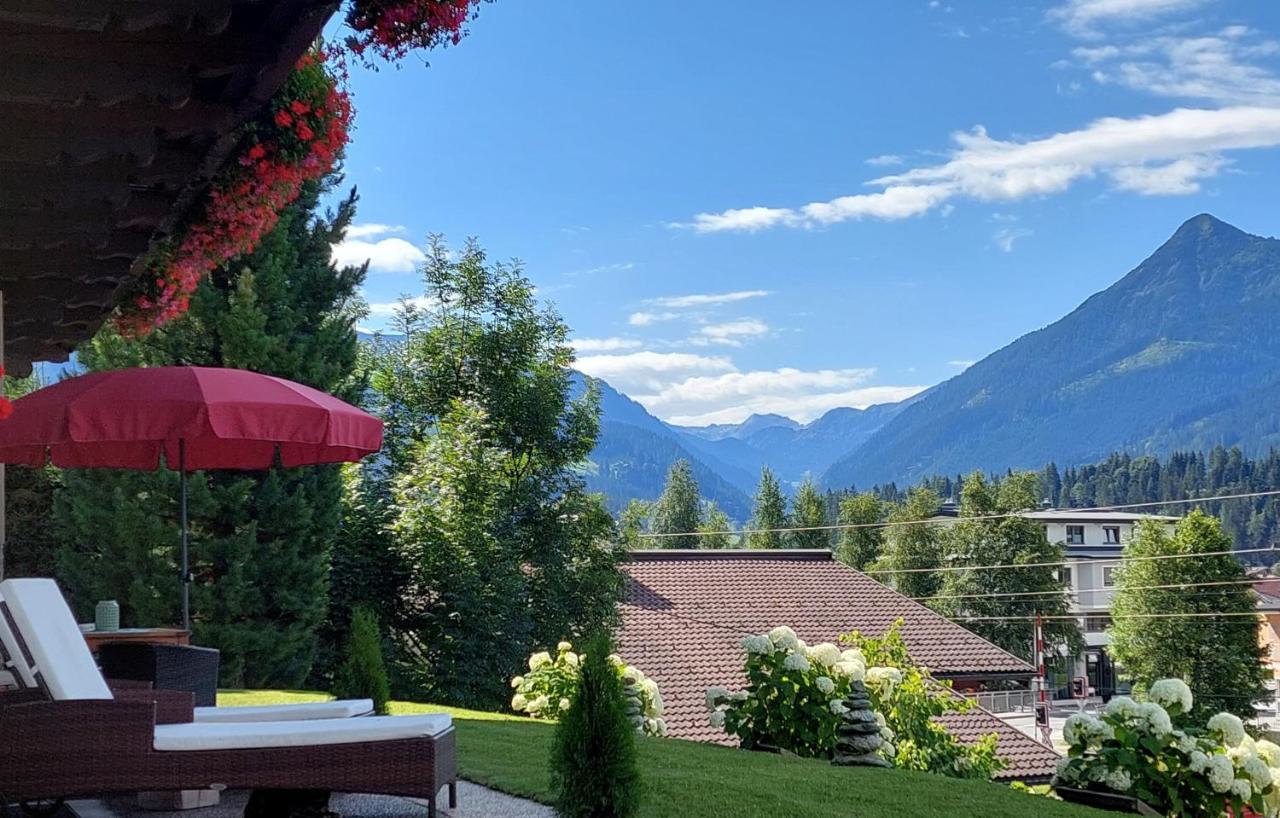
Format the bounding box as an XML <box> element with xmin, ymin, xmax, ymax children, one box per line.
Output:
<box><xmin>616</xmin><ymin>549</ymin><xmax>1058</xmax><ymax>782</ymax></box>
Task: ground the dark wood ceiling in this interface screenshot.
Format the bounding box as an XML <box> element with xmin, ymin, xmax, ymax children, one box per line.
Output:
<box><xmin>0</xmin><ymin>0</ymin><xmax>340</xmax><ymax>374</ymax></box>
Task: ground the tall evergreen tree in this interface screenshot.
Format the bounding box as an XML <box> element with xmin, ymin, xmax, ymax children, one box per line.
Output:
<box><xmin>1109</xmin><ymin>510</ymin><xmax>1267</xmax><ymax>720</ymax></box>
<box><xmin>836</xmin><ymin>492</ymin><xmax>885</xmax><ymax>570</ymax></box>
<box><xmin>366</xmin><ymin>236</ymin><xmax>621</xmax><ymax>708</ymax></box>
<box><xmin>933</xmin><ymin>472</ymin><xmax>1081</xmax><ymax>663</ymax></box>
<box><xmin>650</xmin><ymin>460</ymin><xmax>703</xmax><ymax>549</ymax></box>
<box><xmin>875</xmin><ymin>487</ymin><xmax>943</xmax><ymax>599</ymax></box>
<box><xmin>747</xmin><ymin>466</ymin><xmax>787</xmax><ymax>549</ymax></box>
<box><xmin>789</xmin><ymin>477</ymin><xmax>830</xmax><ymax>549</ymax></box>
<box><xmin>53</xmin><ymin>179</ymin><xmax>364</xmax><ymax>687</ymax></box>
<box><xmin>617</xmin><ymin>500</ymin><xmax>652</xmax><ymax>549</ymax></box>
<box><xmin>698</xmin><ymin>502</ymin><xmax>734</xmax><ymax>550</ymax></box>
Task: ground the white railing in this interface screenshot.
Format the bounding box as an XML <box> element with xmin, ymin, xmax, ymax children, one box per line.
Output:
<box><xmin>965</xmin><ymin>690</ymin><xmax>1036</xmax><ymax>714</ymax></box>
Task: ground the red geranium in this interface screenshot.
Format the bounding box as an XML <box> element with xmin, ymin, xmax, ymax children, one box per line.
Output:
<box><xmin>344</xmin><ymin>0</ymin><xmax>486</xmax><ymax>64</ymax></box>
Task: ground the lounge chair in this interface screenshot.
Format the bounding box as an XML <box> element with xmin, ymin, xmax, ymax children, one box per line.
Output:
<box><xmin>0</xmin><ymin>581</ymin><xmax>373</xmax><ymax>722</ymax></box>
<box><xmin>0</xmin><ymin>579</ymin><xmax>457</xmax><ymax>816</ymax></box>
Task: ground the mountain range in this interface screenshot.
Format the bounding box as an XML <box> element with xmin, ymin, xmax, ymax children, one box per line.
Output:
<box><xmin>583</xmin><ymin>214</ymin><xmax>1280</xmax><ymax>516</ymax></box>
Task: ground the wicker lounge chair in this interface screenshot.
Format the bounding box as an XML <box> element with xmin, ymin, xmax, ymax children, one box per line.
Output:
<box><xmin>0</xmin><ymin>581</ymin><xmax>374</xmax><ymax>723</ymax></box>
<box><xmin>0</xmin><ymin>580</ymin><xmax>457</xmax><ymax>815</ymax></box>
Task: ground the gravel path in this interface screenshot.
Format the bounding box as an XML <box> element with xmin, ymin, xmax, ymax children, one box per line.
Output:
<box><xmin>69</xmin><ymin>782</ymin><xmax>554</xmax><ymax>818</ymax></box>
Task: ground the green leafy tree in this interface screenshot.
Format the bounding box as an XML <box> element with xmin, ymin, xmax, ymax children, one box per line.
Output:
<box><xmin>551</xmin><ymin>632</ymin><xmax>640</xmax><ymax>818</ymax></box>
<box><xmin>54</xmin><ymin>179</ymin><xmax>364</xmax><ymax>687</ymax></box>
<box><xmin>933</xmin><ymin>472</ymin><xmax>1081</xmax><ymax>663</ymax></box>
<box><xmin>1109</xmin><ymin>510</ymin><xmax>1268</xmax><ymax>720</ymax></box>
<box><xmin>747</xmin><ymin>467</ymin><xmax>787</xmax><ymax>549</ymax></box>
<box><xmin>366</xmin><ymin>236</ymin><xmax>621</xmax><ymax>707</ymax></box>
<box><xmin>617</xmin><ymin>500</ymin><xmax>652</xmax><ymax>549</ymax></box>
<box><xmin>698</xmin><ymin>502</ymin><xmax>734</xmax><ymax>549</ymax></box>
<box><xmin>332</xmin><ymin>606</ymin><xmax>391</xmax><ymax>715</ymax></box>
<box><xmin>875</xmin><ymin>487</ymin><xmax>944</xmax><ymax>599</ymax></box>
<box><xmin>843</xmin><ymin>623</ymin><xmax>1004</xmax><ymax>780</ymax></box>
<box><xmin>789</xmin><ymin>478</ymin><xmax>830</xmax><ymax>549</ymax></box>
<box><xmin>836</xmin><ymin>492</ymin><xmax>885</xmax><ymax>570</ymax></box>
<box><xmin>650</xmin><ymin>460</ymin><xmax>702</xmax><ymax>549</ymax></box>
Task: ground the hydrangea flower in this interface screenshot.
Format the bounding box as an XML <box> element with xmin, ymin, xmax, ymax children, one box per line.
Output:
<box><xmin>1104</xmin><ymin>696</ymin><xmax>1138</xmax><ymax>719</ymax></box>
<box><xmin>1209</xmin><ymin>712</ymin><xmax>1247</xmax><ymax>747</ymax></box>
<box><xmin>1207</xmin><ymin>755</ymin><xmax>1236</xmax><ymax>793</ymax></box>
<box><xmin>1137</xmin><ymin>701</ymin><xmax>1172</xmax><ymax>737</ymax></box>
<box><xmin>511</xmin><ymin>693</ymin><xmax>527</xmax><ymax>711</ymax></box>
<box><xmin>1231</xmin><ymin>778</ymin><xmax>1253</xmax><ymax>801</ymax></box>
<box><xmin>709</xmin><ymin>710</ymin><xmax>726</xmax><ymax>728</ymax></box>
<box><xmin>741</xmin><ymin>635</ymin><xmax>772</xmax><ymax>654</ymax></box>
<box><xmin>1189</xmin><ymin>750</ymin><xmax>1210</xmax><ymax>773</ymax></box>
<box><xmin>510</xmin><ymin>675</ymin><xmax>523</xmax><ymax>689</ymax></box>
<box><xmin>1176</xmin><ymin>732</ymin><xmax>1198</xmax><ymax>754</ymax></box>
<box><xmin>1148</xmin><ymin>678</ymin><xmax>1193</xmax><ymax>714</ymax></box>
<box><xmin>1244</xmin><ymin>756</ymin><xmax>1273</xmax><ymax>789</ymax></box>
<box><xmin>705</xmin><ymin>686</ymin><xmax>729</xmax><ymax>711</ymax></box>
<box><xmin>564</xmin><ymin>652</ymin><xmax>580</xmax><ymax>668</ymax></box>
<box><xmin>807</xmin><ymin>643</ymin><xmax>842</xmax><ymax>668</ymax></box>
<box><xmin>833</xmin><ymin>660</ymin><xmax>866</xmax><ymax>681</ymax></box>
<box><xmin>528</xmin><ymin>652</ymin><xmax>552</xmax><ymax>671</ymax></box>
<box><xmin>527</xmin><ymin>695</ymin><xmax>550</xmax><ymax>714</ymax></box>
<box><xmin>557</xmin><ymin>641</ymin><xmax>573</xmax><ymax>653</ymax></box>
<box><xmin>783</xmin><ymin>653</ymin><xmax>812</xmax><ymax>672</ymax></box>
<box><xmin>840</xmin><ymin>648</ymin><xmax>865</xmax><ymax>664</ymax></box>
<box><xmin>1105</xmin><ymin>769</ymin><xmax>1132</xmax><ymax>792</ymax></box>
<box><xmin>829</xmin><ymin>699</ymin><xmax>848</xmax><ymax>715</ymax></box>
<box><xmin>1055</xmin><ymin>757</ymin><xmax>1080</xmax><ymax>785</ymax></box>
<box><xmin>769</xmin><ymin>626</ymin><xmax>800</xmax><ymax>650</ymax></box>
<box><xmin>865</xmin><ymin>667</ymin><xmax>903</xmax><ymax>691</ymax></box>
<box><xmin>1257</xmin><ymin>739</ymin><xmax>1280</xmax><ymax>768</ymax></box>
<box><xmin>559</xmin><ymin>697</ymin><xmax>571</xmax><ymax>711</ymax></box>
<box><xmin>1064</xmin><ymin>714</ymin><xmax>1112</xmax><ymax>748</ymax></box>
<box><xmin>816</xmin><ymin>676</ymin><xmax>836</xmax><ymax>695</ymax></box>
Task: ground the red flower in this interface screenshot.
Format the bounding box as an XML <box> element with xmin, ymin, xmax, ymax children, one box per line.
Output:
<box><xmin>296</xmin><ymin>122</ymin><xmax>314</xmax><ymax>141</ymax></box>
<box><xmin>0</xmin><ymin>398</ymin><xmax>12</xmax><ymax>421</ymax></box>
<box><xmin>290</xmin><ymin>100</ymin><xmax>310</xmax><ymax>115</ymax></box>
<box><xmin>248</xmin><ymin>144</ymin><xmax>267</xmax><ymax>160</ymax></box>
<box><xmin>274</xmin><ymin>109</ymin><xmax>293</xmax><ymax>128</ymax></box>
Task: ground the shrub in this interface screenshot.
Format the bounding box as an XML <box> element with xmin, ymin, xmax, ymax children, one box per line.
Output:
<box><xmin>331</xmin><ymin>606</ymin><xmax>390</xmax><ymax>715</ymax></box>
<box><xmin>705</xmin><ymin>626</ymin><xmax>877</xmax><ymax>759</ymax></box>
<box><xmin>510</xmin><ymin>641</ymin><xmax>666</xmax><ymax>736</ymax></box>
<box><xmin>843</xmin><ymin>623</ymin><xmax>1004</xmax><ymax>780</ymax></box>
<box><xmin>551</xmin><ymin>632</ymin><xmax>641</xmax><ymax>818</ymax></box>
<box><xmin>1053</xmin><ymin>679</ymin><xmax>1280</xmax><ymax>817</ymax></box>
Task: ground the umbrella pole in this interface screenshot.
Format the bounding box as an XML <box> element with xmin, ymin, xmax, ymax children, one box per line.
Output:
<box><xmin>180</xmin><ymin>439</ymin><xmax>190</xmax><ymax>631</ymax></box>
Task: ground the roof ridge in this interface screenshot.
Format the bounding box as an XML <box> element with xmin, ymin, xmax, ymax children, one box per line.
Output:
<box><xmin>628</xmin><ymin>548</ymin><xmax>833</xmax><ymax>562</ymax></box>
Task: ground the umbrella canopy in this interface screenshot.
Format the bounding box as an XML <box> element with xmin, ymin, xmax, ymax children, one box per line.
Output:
<box><xmin>0</xmin><ymin>366</ymin><xmax>382</xmax><ymax>470</ymax></box>
<box><xmin>0</xmin><ymin>366</ymin><xmax>383</xmax><ymax>629</ymax></box>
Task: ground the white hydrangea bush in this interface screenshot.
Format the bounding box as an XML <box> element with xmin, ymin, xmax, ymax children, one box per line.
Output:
<box><xmin>509</xmin><ymin>641</ymin><xmax>667</xmax><ymax>737</ymax></box>
<box><xmin>1053</xmin><ymin>679</ymin><xmax>1279</xmax><ymax>817</ymax></box>
<box><xmin>703</xmin><ymin>625</ymin><xmax>895</xmax><ymax>761</ymax></box>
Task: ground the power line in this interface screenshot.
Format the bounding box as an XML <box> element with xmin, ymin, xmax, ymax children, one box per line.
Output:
<box><xmin>869</xmin><ymin>546</ymin><xmax>1275</xmax><ymax>577</ymax></box>
<box><xmin>912</xmin><ymin>576</ymin><xmax>1271</xmax><ymax>603</ymax></box>
<box><xmin>634</xmin><ymin>488</ymin><xmax>1280</xmax><ymax>540</ymax></box>
<box><xmin>949</xmin><ymin>611</ymin><xmax>1264</xmax><ymax>623</ymax></box>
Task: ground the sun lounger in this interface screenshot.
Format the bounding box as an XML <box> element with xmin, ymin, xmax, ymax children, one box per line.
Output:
<box><xmin>0</xmin><ymin>581</ymin><xmax>373</xmax><ymax>722</ymax></box>
<box><xmin>0</xmin><ymin>579</ymin><xmax>457</xmax><ymax>815</ymax></box>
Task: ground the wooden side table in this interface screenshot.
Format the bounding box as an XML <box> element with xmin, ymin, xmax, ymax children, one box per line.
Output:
<box><xmin>83</xmin><ymin>627</ymin><xmax>190</xmax><ymax>654</ymax></box>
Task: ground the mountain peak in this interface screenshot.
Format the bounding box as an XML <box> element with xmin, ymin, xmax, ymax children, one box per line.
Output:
<box><xmin>1169</xmin><ymin>213</ymin><xmax>1247</xmax><ymax>245</ymax></box>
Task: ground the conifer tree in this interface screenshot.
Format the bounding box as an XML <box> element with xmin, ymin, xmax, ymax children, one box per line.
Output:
<box><xmin>54</xmin><ymin>178</ymin><xmax>364</xmax><ymax>687</ymax></box>
<box><xmin>1109</xmin><ymin>510</ymin><xmax>1267</xmax><ymax>720</ymax></box>
<box><xmin>747</xmin><ymin>466</ymin><xmax>787</xmax><ymax>549</ymax></box>
<box><xmin>836</xmin><ymin>492</ymin><xmax>885</xmax><ymax>570</ymax></box>
<box><xmin>332</xmin><ymin>606</ymin><xmax>391</xmax><ymax>715</ymax></box>
<box><xmin>698</xmin><ymin>502</ymin><xmax>733</xmax><ymax>549</ymax></box>
<box><xmin>789</xmin><ymin>477</ymin><xmax>830</xmax><ymax>549</ymax></box>
<box><xmin>650</xmin><ymin>460</ymin><xmax>703</xmax><ymax>549</ymax></box>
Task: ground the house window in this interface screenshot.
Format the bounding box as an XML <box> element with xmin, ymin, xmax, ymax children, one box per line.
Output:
<box><xmin>1103</xmin><ymin>526</ymin><xmax>1121</xmax><ymax>545</ymax></box>
<box><xmin>1058</xmin><ymin>566</ymin><xmax>1073</xmax><ymax>587</ymax></box>
<box><xmin>1103</xmin><ymin>566</ymin><xmax>1117</xmax><ymax>587</ymax></box>
<box><xmin>1085</xmin><ymin>614</ymin><xmax>1112</xmax><ymax>632</ymax></box>
<box><xmin>1066</xmin><ymin>525</ymin><xmax>1085</xmax><ymax>545</ymax></box>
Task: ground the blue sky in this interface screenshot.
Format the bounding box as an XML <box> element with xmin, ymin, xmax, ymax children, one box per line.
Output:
<box><xmin>332</xmin><ymin>0</ymin><xmax>1280</xmax><ymax>426</ymax></box>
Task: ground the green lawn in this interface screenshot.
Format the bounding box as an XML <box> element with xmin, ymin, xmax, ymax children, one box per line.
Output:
<box><xmin>219</xmin><ymin>690</ymin><xmax>1109</xmax><ymax>818</ymax></box>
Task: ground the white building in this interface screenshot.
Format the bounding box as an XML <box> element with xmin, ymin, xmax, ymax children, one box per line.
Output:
<box><xmin>1025</xmin><ymin>510</ymin><xmax>1180</xmax><ymax>698</ymax></box>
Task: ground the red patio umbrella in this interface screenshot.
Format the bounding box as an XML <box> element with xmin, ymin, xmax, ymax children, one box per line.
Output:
<box><xmin>0</xmin><ymin>366</ymin><xmax>383</xmax><ymax>629</ymax></box>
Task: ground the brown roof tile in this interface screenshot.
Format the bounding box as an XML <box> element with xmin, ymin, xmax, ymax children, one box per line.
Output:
<box><xmin>616</xmin><ymin>549</ymin><xmax>1058</xmax><ymax>781</ymax></box>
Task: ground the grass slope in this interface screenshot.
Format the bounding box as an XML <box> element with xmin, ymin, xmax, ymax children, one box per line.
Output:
<box><xmin>219</xmin><ymin>691</ymin><xmax>1107</xmax><ymax>818</ymax></box>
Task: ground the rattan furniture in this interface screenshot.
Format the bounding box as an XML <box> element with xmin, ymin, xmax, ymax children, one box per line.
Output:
<box><xmin>99</xmin><ymin>642</ymin><xmax>221</xmax><ymax>707</ymax></box>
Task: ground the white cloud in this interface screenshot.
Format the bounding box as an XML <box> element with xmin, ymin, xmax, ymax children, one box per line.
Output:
<box><xmin>649</xmin><ymin>290</ymin><xmax>771</xmax><ymax>308</ymax></box>
<box><xmin>365</xmin><ymin>294</ymin><xmax>437</xmax><ymax>318</ymax></box>
<box><xmin>1075</xmin><ymin>28</ymin><xmax>1280</xmax><ymax>106</ymax></box>
<box><xmin>333</xmin><ymin>225</ymin><xmax>426</xmax><ymax>274</ymax></box>
<box><xmin>569</xmin><ymin>262</ymin><xmax>636</xmax><ymax>277</ymax></box>
<box><xmin>993</xmin><ymin>227</ymin><xmax>1033</xmax><ymax>252</ymax></box>
<box><xmin>571</xmin><ymin>337</ymin><xmax>644</xmax><ymax>353</ymax></box>
<box><xmin>685</xmin><ymin>106</ymin><xmax>1280</xmax><ymax>232</ymax></box>
<box><xmin>628</xmin><ymin>311</ymin><xmax>680</xmax><ymax>326</ymax></box>
<box><xmin>1050</xmin><ymin>0</ymin><xmax>1212</xmax><ymax>37</ymax></box>
<box><xmin>573</xmin><ymin>351</ymin><xmax>736</xmax><ymax>395</ymax></box>
<box><xmin>639</xmin><ymin>368</ymin><xmax>926</xmax><ymax>426</ymax></box>
<box><xmin>1109</xmin><ymin>154</ymin><xmax>1227</xmax><ymax>194</ymax></box>
<box><xmin>693</xmin><ymin>318</ymin><xmax>770</xmax><ymax>347</ymax></box>
<box><xmin>866</xmin><ymin>154</ymin><xmax>905</xmax><ymax>166</ymax></box>
<box><xmin>686</xmin><ymin>206</ymin><xmax>798</xmax><ymax>233</ymax></box>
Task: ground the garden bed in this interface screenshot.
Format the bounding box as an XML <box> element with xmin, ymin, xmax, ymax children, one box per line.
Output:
<box><xmin>221</xmin><ymin>691</ymin><xmax>1111</xmax><ymax>818</ymax></box>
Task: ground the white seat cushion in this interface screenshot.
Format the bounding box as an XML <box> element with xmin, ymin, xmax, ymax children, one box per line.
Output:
<box><xmin>153</xmin><ymin>713</ymin><xmax>452</xmax><ymax>751</ymax></box>
<box><xmin>0</xmin><ymin>579</ymin><xmax>112</xmax><ymax>700</ymax></box>
<box><xmin>193</xmin><ymin>699</ymin><xmax>374</xmax><ymax>723</ymax></box>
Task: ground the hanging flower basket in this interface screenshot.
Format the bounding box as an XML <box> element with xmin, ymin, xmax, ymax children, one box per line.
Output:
<box><xmin>344</xmin><ymin>0</ymin><xmax>487</xmax><ymax>64</ymax></box>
